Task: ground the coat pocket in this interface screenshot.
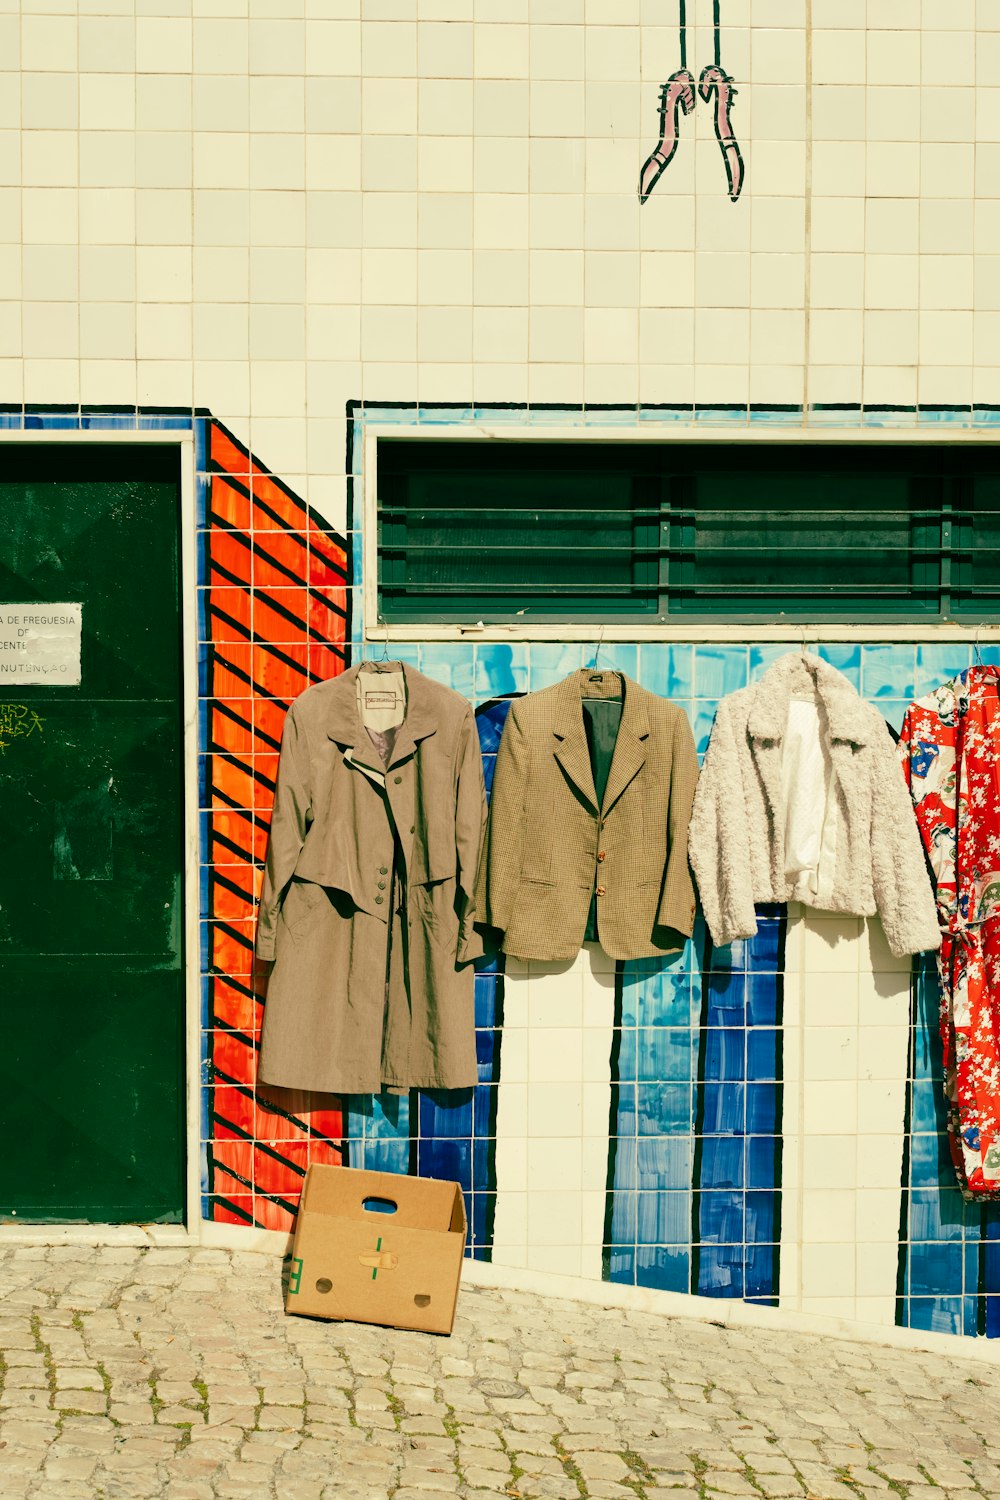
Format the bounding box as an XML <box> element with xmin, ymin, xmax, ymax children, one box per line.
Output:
<box><xmin>409</xmin><ymin>875</ymin><xmax>461</xmax><ymax>958</ymax></box>
<box><xmin>281</xmin><ymin>878</ymin><xmax>330</xmax><ymax>938</ymax></box>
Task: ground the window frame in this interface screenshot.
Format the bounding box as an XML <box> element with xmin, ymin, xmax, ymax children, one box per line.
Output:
<box><xmin>364</xmin><ymin>423</ymin><xmax>1000</xmax><ymax>644</ymax></box>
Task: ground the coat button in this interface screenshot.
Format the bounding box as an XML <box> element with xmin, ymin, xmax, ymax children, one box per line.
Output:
<box><xmin>409</xmin><ymin>825</ymin><xmax>415</xmax><ymax>833</ymax></box>
<box><xmin>375</xmin><ymin>895</ymin><xmax>384</xmax><ymax>905</ymax></box>
<box><xmin>597</xmin><ymin>851</ymin><xmax>606</xmax><ymax>862</ymax></box>
<box><xmin>393</xmin><ymin>775</ymin><xmax>402</xmax><ymax>784</ymax></box>
<box><xmin>380</xmin><ymin>866</ymin><xmax>388</xmax><ymax>875</ymax></box>
<box><xmin>378</xmin><ymin>881</ymin><xmax>386</xmax><ymax>890</ymax></box>
<box><xmin>595</xmin><ymin>885</ymin><xmax>606</xmax><ymax>897</ymax></box>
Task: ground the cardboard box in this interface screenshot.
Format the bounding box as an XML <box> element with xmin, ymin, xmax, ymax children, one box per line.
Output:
<box><xmin>285</xmin><ymin>1164</ymin><xmax>467</xmax><ymax>1335</ymax></box>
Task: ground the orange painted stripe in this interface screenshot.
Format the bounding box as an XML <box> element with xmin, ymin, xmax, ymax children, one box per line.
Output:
<box><xmin>253</xmin><ymin>591</ymin><xmax>309</xmax><ymax>646</ymax></box>
<box><xmin>211</xmin><ymin>707</ymin><xmax>254</xmax><ymax>757</ymax></box>
<box><xmin>212</xmin><ymin>759</ymin><xmax>258</xmax><ymax>811</ymax></box>
<box><xmin>212</xmin><ymin>977</ymin><xmax>260</xmax><ymax>1033</ymax></box>
<box><xmin>250</xmin><ymin>471</ymin><xmax>308</xmax><ymax>532</ymax></box>
<box><xmin>210</xmin><ymin>474</ymin><xmax>252</xmax><ymax>532</ymax></box>
<box><xmin>212</xmin><ymin>931</ymin><xmax>255</xmax><ymax>979</ymax></box>
<box><xmin>252</xmin><ymin>1197</ymin><xmax>296</xmax><ymax>1232</ymax></box>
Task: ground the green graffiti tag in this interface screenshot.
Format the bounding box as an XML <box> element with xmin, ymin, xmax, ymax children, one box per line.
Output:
<box><xmin>0</xmin><ymin>704</ymin><xmax>44</xmax><ymax>754</ymax></box>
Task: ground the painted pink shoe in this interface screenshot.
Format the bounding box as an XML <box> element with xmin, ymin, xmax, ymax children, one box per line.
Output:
<box><xmin>638</xmin><ymin>68</ymin><xmax>696</xmax><ymax>205</ymax></box>
<box><xmin>698</xmin><ymin>64</ymin><xmax>744</xmax><ymax>203</ymax></box>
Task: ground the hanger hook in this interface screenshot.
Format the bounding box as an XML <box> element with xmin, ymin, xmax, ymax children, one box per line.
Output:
<box><xmin>974</xmin><ymin>621</ymin><xmax>985</xmax><ymax>667</ymax></box>
<box><xmin>592</xmin><ymin>622</ymin><xmax>606</xmax><ymax>671</ymax></box>
<box><xmin>373</xmin><ymin>615</ymin><xmax>390</xmax><ymax>663</ymax></box>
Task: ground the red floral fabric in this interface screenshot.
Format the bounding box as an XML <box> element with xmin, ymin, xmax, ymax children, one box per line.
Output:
<box><xmin>899</xmin><ymin>665</ymin><xmax>1000</xmax><ymax>1198</ymax></box>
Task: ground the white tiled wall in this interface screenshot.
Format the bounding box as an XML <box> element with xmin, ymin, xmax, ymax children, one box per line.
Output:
<box><xmin>5</xmin><ymin>2</ymin><xmax>998</xmax><ymax>525</ymax></box>
<box><xmin>780</xmin><ymin>908</ymin><xmax>912</xmax><ymax>1326</ymax></box>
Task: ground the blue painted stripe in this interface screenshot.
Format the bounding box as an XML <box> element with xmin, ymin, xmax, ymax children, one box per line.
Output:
<box><xmin>693</xmin><ymin>906</ymin><xmax>785</xmax><ymax>1305</ymax></box>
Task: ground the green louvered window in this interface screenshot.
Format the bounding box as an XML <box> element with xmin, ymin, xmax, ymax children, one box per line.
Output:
<box><xmin>376</xmin><ymin>437</ymin><xmax>1000</xmax><ymax>624</ymax></box>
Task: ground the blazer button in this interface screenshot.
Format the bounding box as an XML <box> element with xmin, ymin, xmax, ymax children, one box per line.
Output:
<box><xmin>597</xmin><ymin>850</ymin><xmax>606</xmax><ymax>862</ymax></box>
<box><xmin>393</xmin><ymin>775</ymin><xmax>402</xmax><ymax>784</ymax></box>
<box><xmin>595</xmin><ymin>885</ymin><xmax>606</xmax><ymax>897</ymax></box>
<box><xmin>375</xmin><ymin>895</ymin><xmax>384</xmax><ymax>905</ymax></box>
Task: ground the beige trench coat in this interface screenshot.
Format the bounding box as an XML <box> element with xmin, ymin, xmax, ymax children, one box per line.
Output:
<box><xmin>255</xmin><ymin>663</ymin><xmax>488</xmax><ymax>1094</ymax></box>
<box><xmin>477</xmin><ymin>669</ymin><xmax>699</xmax><ymax>961</ymax></box>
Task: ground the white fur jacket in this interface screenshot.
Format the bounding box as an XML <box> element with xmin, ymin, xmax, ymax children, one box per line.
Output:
<box><xmin>689</xmin><ymin>652</ymin><xmax>940</xmax><ymax>958</ymax></box>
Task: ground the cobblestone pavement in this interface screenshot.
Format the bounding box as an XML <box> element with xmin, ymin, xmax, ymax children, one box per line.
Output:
<box><xmin>1</xmin><ymin>1248</ymin><xmax>1000</xmax><ymax>1500</ymax></box>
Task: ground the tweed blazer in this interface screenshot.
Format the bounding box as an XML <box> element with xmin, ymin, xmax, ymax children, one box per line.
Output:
<box><xmin>689</xmin><ymin>652</ymin><xmax>941</xmax><ymax>959</ymax></box>
<box><xmin>477</xmin><ymin>669</ymin><xmax>699</xmax><ymax>961</ymax></box>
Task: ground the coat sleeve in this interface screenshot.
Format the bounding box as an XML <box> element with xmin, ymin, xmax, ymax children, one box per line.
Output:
<box><xmin>256</xmin><ymin>702</ymin><xmax>312</xmax><ymax>962</ymax></box>
<box><xmin>688</xmin><ymin>700</ymin><xmax>759</xmax><ymax>948</ymax></box>
<box><xmin>475</xmin><ymin>699</ymin><xmax>528</xmax><ymax>933</ymax></box>
<box><xmin>869</xmin><ymin>719</ymin><xmax>941</xmax><ymax>957</ymax></box>
<box><xmin>455</xmin><ymin>703</ymin><xmax>488</xmax><ymax>964</ymax></box>
<box><xmin>656</xmin><ymin>709</ymin><xmax>699</xmax><ymax>935</ymax></box>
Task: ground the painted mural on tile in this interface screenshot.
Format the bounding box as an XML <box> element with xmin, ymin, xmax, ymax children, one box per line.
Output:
<box><xmin>201</xmin><ymin>420</ymin><xmax>350</xmax><ymax>1231</ymax></box>
<box><xmin>639</xmin><ymin>0</ymin><xmax>744</xmax><ymax>205</ymax></box>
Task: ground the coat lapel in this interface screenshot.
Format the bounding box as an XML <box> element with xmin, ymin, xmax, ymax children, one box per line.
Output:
<box><xmin>326</xmin><ymin>662</ymin><xmax>437</xmax><ymax>775</ymax></box>
<box><xmin>553</xmin><ymin>678</ymin><xmax>598</xmax><ymax>811</ymax></box>
<box><xmin>385</xmin><ymin>662</ymin><xmax>437</xmax><ymax>768</ymax></box>
<box><xmin>602</xmin><ymin>682</ymin><xmax>649</xmax><ymax>814</ymax></box>
<box><xmin>325</xmin><ymin>666</ymin><xmax>381</xmax><ymax>773</ymax></box>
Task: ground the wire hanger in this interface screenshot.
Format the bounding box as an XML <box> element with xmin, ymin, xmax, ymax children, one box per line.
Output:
<box><xmin>367</xmin><ymin>616</ymin><xmax>390</xmax><ymax>664</ymax></box>
<box><xmin>974</xmin><ymin>622</ymin><xmax>985</xmax><ymax>668</ymax></box>
<box><xmin>586</xmin><ymin>624</ymin><xmax>623</xmax><ymax>699</ymax></box>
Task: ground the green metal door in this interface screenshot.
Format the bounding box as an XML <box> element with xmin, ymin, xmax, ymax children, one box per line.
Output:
<box><xmin>0</xmin><ymin>443</ymin><xmax>186</xmax><ymax>1223</ymax></box>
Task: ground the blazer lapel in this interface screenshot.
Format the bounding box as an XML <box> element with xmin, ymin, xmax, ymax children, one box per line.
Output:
<box><xmin>602</xmin><ymin>681</ymin><xmax>649</xmax><ymax>814</ymax></box>
<box><xmin>553</xmin><ymin>679</ymin><xmax>598</xmax><ymax>812</ymax></box>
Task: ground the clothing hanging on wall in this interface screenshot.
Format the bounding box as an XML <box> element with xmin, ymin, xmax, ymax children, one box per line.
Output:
<box><xmin>899</xmin><ymin>665</ymin><xmax>1000</xmax><ymax>1199</ymax></box>
<box><xmin>689</xmin><ymin>651</ymin><xmax>940</xmax><ymax>957</ymax></box>
<box><xmin>255</xmin><ymin>661</ymin><xmax>488</xmax><ymax>1095</ymax></box>
<box><xmin>476</xmin><ymin>668</ymin><xmax>699</xmax><ymax>961</ymax></box>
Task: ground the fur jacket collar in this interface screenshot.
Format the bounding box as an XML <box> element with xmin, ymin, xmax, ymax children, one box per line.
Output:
<box><xmin>689</xmin><ymin>652</ymin><xmax>940</xmax><ymax>958</ymax></box>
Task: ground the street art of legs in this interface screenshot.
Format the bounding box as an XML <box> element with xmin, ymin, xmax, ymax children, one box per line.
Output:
<box><xmin>639</xmin><ymin>0</ymin><xmax>744</xmax><ymax>205</ymax></box>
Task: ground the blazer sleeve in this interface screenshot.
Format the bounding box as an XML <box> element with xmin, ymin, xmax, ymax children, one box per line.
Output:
<box><xmin>869</xmin><ymin>719</ymin><xmax>941</xmax><ymax>957</ymax></box>
<box><xmin>688</xmin><ymin>700</ymin><xmax>759</xmax><ymax>948</ymax></box>
<box><xmin>476</xmin><ymin>699</ymin><xmax>528</xmax><ymax>933</ymax></box>
<box><xmin>455</xmin><ymin>703</ymin><xmax>488</xmax><ymax>964</ymax></box>
<box><xmin>657</xmin><ymin>709</ymin><xmax>699</xmax><ymax>935</ymax></box>
<box><xmin>256</xmin><ymin>701</ymin><xmax>312</xmax><ymax>962</ymax></box>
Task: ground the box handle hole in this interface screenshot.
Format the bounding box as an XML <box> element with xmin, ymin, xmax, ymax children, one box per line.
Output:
<box><xmin>362</xmin><ymin>1196</ymin><xmax>398</xmax><ymax>1215</ymax></box>
<box><xmin>315</xmin><ymin>1278</ymin><xmax>333</xmax><ymax>1294</ymax></box>
<box><xmin>414</xmin><ymin>1294</ymin><xmax>431</xmax><ymax>1307</ymax></box>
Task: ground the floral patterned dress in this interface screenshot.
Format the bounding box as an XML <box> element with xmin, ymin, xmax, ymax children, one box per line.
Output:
<box><xmin>899</xmin><ymin>665</ymin><xmax>1000</xmax><ymax>1198</ymax></box>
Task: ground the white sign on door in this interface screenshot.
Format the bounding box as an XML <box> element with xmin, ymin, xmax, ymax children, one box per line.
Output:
<box><xmin>0</xmin><ymin>604</ymin><xmax>83</xmax><ymax>686</ymax></box>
